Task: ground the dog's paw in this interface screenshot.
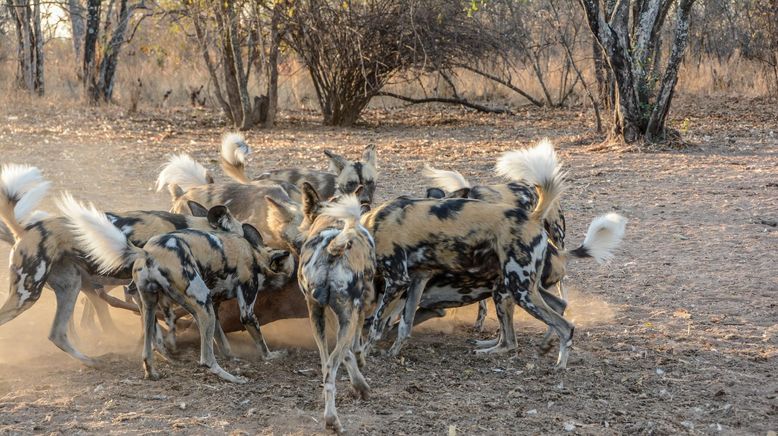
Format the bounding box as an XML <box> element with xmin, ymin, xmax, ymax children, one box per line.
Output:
<box><xmin>144</xmin><ymin>370</ymin><xmax>162</xmax><ymax>381</ymax></box>
<box><xmin>263</xmin><ymin>349</ymin><xmax>287</xmax><ymax>361</ymax></box>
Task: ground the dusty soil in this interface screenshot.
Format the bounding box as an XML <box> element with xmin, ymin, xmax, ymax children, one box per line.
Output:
<box><xmin>0</xmin><ymin>96</ymin><xmax>776</xmax><ymax>435</ymax></box>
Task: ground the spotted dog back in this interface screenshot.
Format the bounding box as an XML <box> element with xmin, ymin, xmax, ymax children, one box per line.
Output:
<box><xmin>220</xmin><ymin>135</ymin><xmax>378</xmax><ymax>204</ymax></box>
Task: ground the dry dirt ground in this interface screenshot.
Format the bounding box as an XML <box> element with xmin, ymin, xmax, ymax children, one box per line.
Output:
<box><xmin>0</xmin><ymin>96</ymin><xmax>776</xmax><ymax>435</ymax></box>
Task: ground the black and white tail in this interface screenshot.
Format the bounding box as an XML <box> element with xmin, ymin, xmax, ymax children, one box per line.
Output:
<box><xmin>422</xmin><ymin>165</ymin><xmax>471</xmax><ymax>192</ymax></box>
<box><xmin>568</xmin><ymin>213</ymin><xmax>627</xmax><ymax>264</ymax></box>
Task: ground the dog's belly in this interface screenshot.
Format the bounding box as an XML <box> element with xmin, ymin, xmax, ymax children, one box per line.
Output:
<box><xmin>419</xmin><ymin>273</ymin><xmax>495</xmax><ymax>310</ymax></box>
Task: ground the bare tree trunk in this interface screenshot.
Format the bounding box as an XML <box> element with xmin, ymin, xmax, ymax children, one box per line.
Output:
<box><xmin>97</xmin><ymin>0</ymin><xmax>135</xmax><ymax>102</ymax></box>
<box><xmin>264</xmin><ymin>1</ymin><xmax>283</xmax><ymax>128</ymax></box>
<box><xmin>224</xmin><ymin>0</ymin><xmax>252</xmax><ymax>129</ymax></box>
<box><xmin>67</xmin><ymin>0</ymin><xmax>86</xmax><ymax>70</ymax></box>
<box><xmin>190</xmin><ymin>7</ymin><xmax>233</xmax><ymax>122</ymax></box>
<box><xmin>646</xmin><ymin>0</ymin><xmax>694</xmax><ymax>141</ymax></box>
<box><xmin>7</xmin><ymin>0</ymin><xmax>43</xmax><ymax>94</ymax></box>
<box><xmin>83</xmin><ymin>0</ymin><xmax>101</xmax><ymax>102</ymax></box>
<box><xmin>578</xmin><ymin>0</ymin><xmax>697</xmax><ymax>145</ymax></box>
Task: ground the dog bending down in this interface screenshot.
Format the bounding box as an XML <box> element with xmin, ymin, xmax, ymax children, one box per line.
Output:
<box><xmin>363</xmin><ymin>145</ymin><xmax>626</xmax><ymax>368</ymax></box>
<box><xmin>156</xmin><ymin>152</ymin><xmax>303</xmax><ymax>249</ymax></box>
<box><xmin>297</xmin><ymin>194</ymin><xmax>376</xmax><ymax>433</ymax></box>
<box><xmin>60</xmin><ymin>195</ymin><xmax>294</xmax><ymax>382</ymax></box>
<box><xmin>220</xmin><ymin>134</ymin><xmax>379</xmax><ymax>205</ymax></box>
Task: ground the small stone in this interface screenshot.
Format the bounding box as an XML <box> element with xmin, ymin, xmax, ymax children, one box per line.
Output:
<box><xmin>526</xmin><ymin>409</ymin><xmax>538</xmax><ymax>415</ymax></box>
<box><xmin>681</xmin><ymin>421</ymin><xmax>694</xmax><ymax>430</ymax></box>
<box><xmin>563</xmin><ymin>422</ymin><xmax>576</xmax><ymax>432</ymax></box>
<box><xmin>179</xmin><ymin>402</ymin><xmax>186</xmax><ymax>410</ymax></box>
<box><xmin>656</xmin><ymin>368</ymin><xmax>665</xmax><ymax>376</ymax></box>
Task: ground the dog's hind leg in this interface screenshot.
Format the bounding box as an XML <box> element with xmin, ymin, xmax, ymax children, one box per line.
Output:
<box><xmin>388</xmin><ymin>274</ymin><xmax>431</xmax><ymax>357</ymax></box>
<box><xmin>47</xmin><ymin>262</ymin><xmax>103</xmax><ymax>367</ymax></box>
<box><xmin>323</xmin><ymin>303</ymin><xmax>360</xmax><ymax>433</ymax></box>
<box><xmin>474</xmin><ymin>291</ymin><xmax>516</xmax><ymax>354</ymax></box>
<box><xmin>307</xmin><ymin>298</ymin><xmax>329</xmax><ymax>374</ymax></box>
<box><xmin>194</xmin><ymin>303</ymin><xmax>245</xmax><ymax>383</ymax></box>
<box><xmin>138</xmin><ymin>287</ymin><xmax>161</xmax><ymax>380</ymax></box>
<box><xmin>81</xmin><ymin>281</ymin><xmax>120</xmax><ymax>335</ymax></box>
<box><xmin>212</xmin><ymin>302</ymin><xmax>236</xmax><ymax>360</ymax></box>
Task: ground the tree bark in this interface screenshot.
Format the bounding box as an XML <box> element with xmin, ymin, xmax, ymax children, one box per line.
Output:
<box><xmin>32</xmin><ymin>0</ymin><xmax>43</xmax><ymax>95</ymax></box>
<box><xmin>83</xmin><ymin>0</ymin><xmax>101</xmax><ymax>102</ymax></box>
<box><xmin>263</xmin><ymin>1</ymin><xmax>283</xmax><ymax>128</ymax></box>
<box><xmin>67</xmin><ymin>0</ymin><xmax>86</xmax><ymax>69</ymax></box>
<box><xmin>646</xmin><ymin>0</ymin><xmax>695</xmax><ymax>141</ymax></box>
<box><xmin>97</xmin><ymin>0</ymin><xmax>134</xmax><ymax>101</ymax></box>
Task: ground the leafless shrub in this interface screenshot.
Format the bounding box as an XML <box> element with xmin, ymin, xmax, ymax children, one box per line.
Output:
<box><xmin>283</xmin><ymin>0</ymin><xmax>501</xmax><ymax>126</ymax></box>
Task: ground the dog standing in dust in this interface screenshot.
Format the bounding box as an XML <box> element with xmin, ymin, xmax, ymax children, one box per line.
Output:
<box><xmin>220</xmin><ymin>134</ymin><xmax>379</xmax><ymax>204</ymax></box>
<box><xmin>362</xmin><ymin>144</ymin><xmax>627</xmax><ymax>368</ymax></box>
<box><xmin>297</xmin><ymin>194</ymin><xmax>375</xmax><ymax>433</ymax></box>
<box><xmin>60</xmin><ymin>195</ymin><xmax>294</xmax><ymax>382</ymax></box>
<box><xmin>0</xmin><ymin>164</ymin><xmax>250</xmax><ymax>366</ymax></box>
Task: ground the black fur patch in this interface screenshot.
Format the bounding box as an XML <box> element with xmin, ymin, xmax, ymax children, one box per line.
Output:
<box><xmin>429</xmin><ymin>199</ymin><xmax>468</xmax><ymax>220</ymax></box>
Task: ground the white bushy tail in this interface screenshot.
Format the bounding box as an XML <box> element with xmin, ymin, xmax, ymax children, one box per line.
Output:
<box><xmin>321</xmin><ymin>195</ymin><xmax>362</xmax><ymax>230</ymax></box>
<box><xmin>422</xmin><ymin>165</ymin><xmax>471</xmax><ymax>192</ymax></box>
<box><xmin>155</xmin><ymin>154</ymin><xmax>212</xmax><ymax>194</ymax></box>
<box><xmin>569</xmin><ymin>213</ymin><xmax>627</xmax><ymax>264</ymax></box>
<box><xmin>495</xmin><ymin>138</ymin><xmax>565</xmax><ymax>221</ymax></box>
<box><xmin>0</xmin><ymin>164</ymin><xmax>52</xmax><ymax>241</ymax></box>
<box><xmin>220</xmin><ymin>133</ymin><xmax>251</xmax><ymax>184</ymax></box>
<box><xmin>57</xmin><ymin>193</ymin><xmax>143</xmax><ymax>274</ymax></box>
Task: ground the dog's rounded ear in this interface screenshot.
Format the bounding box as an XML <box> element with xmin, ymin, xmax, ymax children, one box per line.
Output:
<box><xmin>302</xmin><ymin>182</ymin><xmax>322</xmax><ymax>222</ymax></box>
<box><xmin>448</xmin><ymin>187</ymin><xmax>471</xmax><ymax>199</ymax></box>
<box><xmin>362</xmin><ymin>144</ymin><xmax>377</xmax><ymax>168</ymax></box>
<box><xmin>242</xmin><ymin>223</ymin><xmax>264</xmax><ymax>248</ymax></box>
<box><xmin>324</xmin><ymin>150</ymin><xmax>348</xmax><ymax>172</ymax></box>
<box><xmin>269</xmin><ymin>250</ymin><xmax>291</xmax><ymax>272</ymax></box>
<box><xmin>426</xmin><ymin>187</ymin><xmax>446</xmax><ymax>199</ymax></box>
<box><xmin>188</xmin><ymin>201</ymin><xmax>209</xmax><ymax>217</ymax></box>
<box><xmin>207</xmin><ymin>205</ymin><xmax>230</xmax><ymax>229</ymax></box>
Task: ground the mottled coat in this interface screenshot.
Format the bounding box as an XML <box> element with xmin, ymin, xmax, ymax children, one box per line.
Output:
<box><xmin>297</xmin><ymin>195</ymin><xmax>375</xmax><ymax>433</ymax></box>
<box><xmin>61</xmin><ymin>196</ymin><xmax>294</xmax><ymax>382</ymax></box>
<box><xmin>220</xmin><ymin>134</ymin><xmax>378</xmax><ymax>204</ymax></box>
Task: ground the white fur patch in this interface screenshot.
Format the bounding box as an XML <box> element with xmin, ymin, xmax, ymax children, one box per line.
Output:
<box><xmin>15</xmin><ymin>270</ymin><xmax>30</xmax><ymax>306</ymax></box>
<box><xmin>165</xmin><ymin>238</ymin><xmax>178</xmax><ymax>249</ymax></box>
<box><xmin>221</xmin><ymin>133</ymin><xmax>250</xmax><ymax>166</ymax></box>
<box><xmin>207</xmin><ymin>234</ymin><xmax>223</xmax><ymax>249</ymax></box>
<box><xmin>422</xmin><ymin>165</ymin><xmax>471</xmax><ymax>191</ymax></box>
<box><xmin>581</xmin><ymin>213</ymin><xmax>628</xmax><ymax>264</ymax></box>
<box><xmin>34</xmin><ymin>261</ymin><xmax>46</xmax><ymax>281</ymax></box>
<box><xmin>186</xmin><ymin>274</ymin><xmax>211</xmax><ymax>305</ymax></box>
<box><xmin>155</xmin><ymin>154</ymin><xmax>211</xmax><ymax>193</ymax></box>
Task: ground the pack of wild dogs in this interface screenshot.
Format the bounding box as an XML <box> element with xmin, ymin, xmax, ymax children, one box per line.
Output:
<box><xmin>0</xmin><ymin>136</ymin><xmax>626</xmax><ymax>432</ymax></box>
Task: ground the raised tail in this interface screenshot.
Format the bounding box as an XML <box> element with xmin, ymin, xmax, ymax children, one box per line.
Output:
<box><xmin>0</xmin><ymin>164</ymin><xmax>52</xmax><ymax>242</ymax></box>
<box><xmin>321</xmin><ymin>194</ymin><xmax>367</xmax><ymax>256</ymax></box>
<box><xmin>567</xmin><ymin>213</ymin><xmax>627</xmax><ymax>264</ymax></box>
<box><xmin>422</xmin><ymin>165</ymin><xmax>471</xmax><ymax>192</ymax></box>
<box><xmin>496</xmin><ymin>138</ymin><xmax>565</xmax><ymax>222</ymax></box>
<box><xmin>57</xmin><ymin>193</ymin><xmax>144</xmax><ymax>274</ymax></box>
<box><xmin>155</xmin><ymin>154</ymin><xmax>214</xmax><ymax>200</ymax></box>
<box><xmin>220</xmin><ymin>133</ymin><xmax>252</xmax><ymax>184</ymax></box>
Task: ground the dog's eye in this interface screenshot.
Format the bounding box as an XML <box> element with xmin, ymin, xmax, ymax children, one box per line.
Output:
<box><xmin>343</xmin><ymin>181</ymin><xmax>358</xmax><ymax>193</ymax></box>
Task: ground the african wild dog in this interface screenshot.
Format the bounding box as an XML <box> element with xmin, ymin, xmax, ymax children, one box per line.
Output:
<box><xmin>220</xmin><ymin>133</ymin><xmax>378</xmax><ymax>204</ymax></box>
<box><xmin>362</xmin><ymin>144</ymin><xmax>626</xmax><ymax>368</ymax></box>
<box><xmin>297</xmin><ymin>193</ymin><xmax>375</xmax><ymax>433</ymax></box>
<box><xmin>60</xmin><ymin>194</ymin><xmax>294</xmax><ymax>382</ymax></box>
<box><xmin>423</xmin><ymin>139</ymin><xmax>568</xmax><ymax>336</ymax></box>
<box><xmin>156</xmin><ymin>153</ymin><xmax>303</xmax><ymax>249</ymax></box>
<box><xmin>0</xmin><ymin>164</ymin><xmax>246</xmax><ymax>366</ymax></box>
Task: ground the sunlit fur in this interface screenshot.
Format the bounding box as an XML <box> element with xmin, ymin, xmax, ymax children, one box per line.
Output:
<box><xmin>155</xmin><ymin>154</ymin><xmax>214</xmax><ymax>196</ymax></box>
<box><xmin>62</xmin><ymin>195</ymin><xmax>294</xmax><ymax>382</ymax></box>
